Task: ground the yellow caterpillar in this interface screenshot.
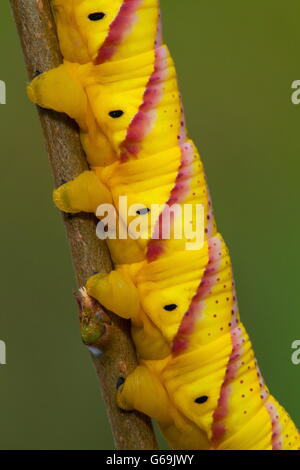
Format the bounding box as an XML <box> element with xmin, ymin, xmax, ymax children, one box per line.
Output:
<box><xmin>27</xmin><ymin>0</ymin><xmax>299</xmax><ymax>450</ymax></box>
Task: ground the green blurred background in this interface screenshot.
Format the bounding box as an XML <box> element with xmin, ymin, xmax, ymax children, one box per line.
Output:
<box><xmin>0</xmin><ymin>0</ymin><xmax>299</xmax><ymax>449</ymax></box>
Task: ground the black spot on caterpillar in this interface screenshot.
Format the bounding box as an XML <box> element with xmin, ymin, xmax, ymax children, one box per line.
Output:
<box><xmin>88</xmin><ymin>12</ymin><xmax>106</xmax><ymax>21</ymax></box>
<box><xmin>195</xmin><ymin>396</ymin><xmax>209</xmax><ymax>404</ymax></box>
<box><xmin>136</xmin><ymin>208</ymin><xmax>150</xmax><ymax>215</ymax></box>
<box><xmin>164</xmin><ymin>304</ymin><xmax>178</xmax><ymax>312</ymax></box>
<box><xmin>109</xmin><ymin>110</ymin><xmax>124</xmax><ymax>118</ymax></box>
<box><xmin>116</xmin><ymin>377</ymin><xmax>125</xmax><ymax>390</ymax></box>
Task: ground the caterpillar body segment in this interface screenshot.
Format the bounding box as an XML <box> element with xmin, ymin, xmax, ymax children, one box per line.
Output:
<box><xmin>28</xmin><ymin>45</ymin><xmax>183</xmax><ymax>166</ymax></box>
<box><xmin>87</xmin><ymin>241</ymin><xmax>210</xmax><ymax>355</ymax></box>
<box><xmin>27</xmin><ymin>0</ymin><xmax>299</xmax><ymax>450</ymax></box>
<box><xmin>52</xmin><ymin>0</ymin><xmax>162</xmax><ymax>65</ymax></box>
<box><xmin>116</xmin><ymin>362</ymin><xmax>211</xmax><ymax>450</ymax></box>
<box><xmin>27</xmin><ymin>61</ymin><xmax>117</xmax><ymax>166</ymax></box>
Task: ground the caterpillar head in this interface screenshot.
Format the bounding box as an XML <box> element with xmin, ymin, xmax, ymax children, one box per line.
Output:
<box><xmin>51</xmin><ymin>0</ymin><xmax>124</xmax><ymax>63</ymax></box>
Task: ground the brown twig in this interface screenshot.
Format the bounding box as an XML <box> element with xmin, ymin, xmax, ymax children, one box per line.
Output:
<box><xmin>10</xmin><ymin>0</ymin><xmax>157</xmax><ymax>450</ymax></box>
